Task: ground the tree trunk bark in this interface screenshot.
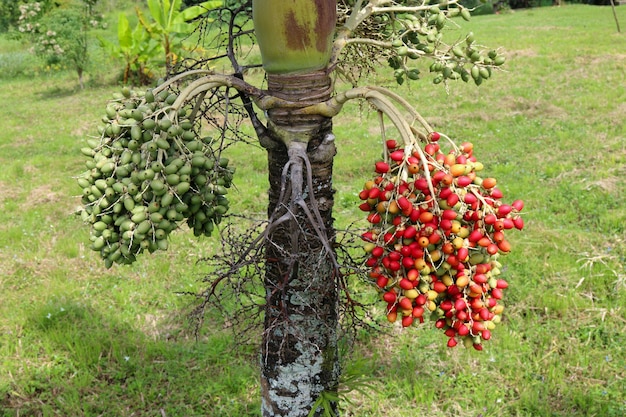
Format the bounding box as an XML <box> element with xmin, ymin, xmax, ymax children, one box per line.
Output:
<box><xmin>260</xmin><ymin>69</ymin><xmax>340</xmax><ymax>417</ymax></box>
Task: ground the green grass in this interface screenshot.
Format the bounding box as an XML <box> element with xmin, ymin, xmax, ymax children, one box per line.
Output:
<box><xmin>1</xmin><ymin>4</ymin><xmax>626</xmax><ymax>417</ymax></box>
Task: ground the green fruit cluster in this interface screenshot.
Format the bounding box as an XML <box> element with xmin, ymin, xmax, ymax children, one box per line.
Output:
<box><xmin>77</xmin><ymin>86</ymin><xmax>234</xmax><ymax>267</ymax></box>
<box><xmin>386</xmin><ymin>7</ymin><xmax>505</xmax><ymax>86</ymax></box>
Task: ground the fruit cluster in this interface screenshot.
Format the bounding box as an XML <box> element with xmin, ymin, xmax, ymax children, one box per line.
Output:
<box><xmin>77</xmin><ymin>87</ymin><xmax>233</xmax><ymax>267</ymax></box>
<box><xmin>387</xmin><ymin>5</ymin><xmax>505</xmax><ymax>86</ymax></box>
<box><xmin>359</xmin><ymin>132</ymin><xmax>523</xmax><ymax>349</ymax></box>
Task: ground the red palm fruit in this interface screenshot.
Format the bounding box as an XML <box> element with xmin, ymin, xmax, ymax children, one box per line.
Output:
<box><xmin>447</xmin><ymin>337</ymin><xmax>458</xmax><ymax>348</ymax></box>
<box><xmin>418</xmin><ymin>178</ymin><xmax>434</xmax><ymax>192</ymax></box>
<box><xmin>490</xmin><ymin>188</ymin><xmax>503</xmax><ymax>199</ymax></box>
<box><xmin>442</xmin><ymin>209</ymin><xmax>458</xmax><ymax>220</ymax></box>
<box><xmin>493</xmin><ymin>231</ymin><xmax>505</xmax><ymax>243</ymax></box>
<box><xmin>464</xmin><ymin>192</ymin><xmax>478</xmax><ymax>204</ymax></box>
<box><xmin>513</xmin><ymin>216</ymin><xmax>525</xmax><ymax>230</ymax></box>
<box><xmin>359</xmin><ymin>189</ymin><xmax>370</xmax><ymax>200</ymax></box>
<box><xmin>440</xmin><ymin>173</ymin><xmax>453</xmax><ymax>186</ymax></box>
<box><xmin>456</xmin><ymin>310</ymin><xmax>468</xmax><ymax>321</ymax></box>
<box><xmin>375</xmin><ymin>161</ymin><xmax>390</xmax><ymax>173</ymax></box>
<box><xmin>484</xmin><ymin>213</ymin><xmax>497</xmax><ymax>225</ymax></box>
<box><xmin>424</xmin><ymin>143</ymin><xmax>439</xmax><ymax>156</ymax></box>
<box><xmin>411</xmin><ymin>246</ymin><xmax>424</xmax><ymax>259</ymax></box>
<box><xmin>409</xmin><ymin>208</ymin><xmax>421</xmax><ymax>223</ymax></box>
<box><xmin>498</xmin><ymin>204</ymin><xmax>512</xmax><ymax>217</ymax></box>
<box><xmin>376</xmin><ymin>276</ymin><xmax>389</xmax><ymax>288</ymax></box>
<box><xmin>503</xmin><ymin>218</ymin><xmax>515</xmax><ymax>230</ymax></box>
<box><xmin>412</xmin><ymin>306</ymin><xmax>424</xmax><ymax>318</ymax></box>
<box><xmin>389</xmin><ymin>251</ymin><xmax>401</xmax><ymax>261</ymax></box>
<box><xmin>481</xmin><ymin>329</ymin><xmax>492</xmax><ymax>340</ymax></box>
<box><xmin>472</xmin><ymin>321</ymin><xmax>485</xmax><ymax>333</ymax></box>
<box><xmin>446</xmin><ymin>255</ymin><xmax>459</xmax><ymax>268</ymax></box>
<box><xmin>460</xmin><ymin>142</ymin><xmax>473</xmax><ymax>154</ymax></box>
<box><xmin>402</xmin><ymin>256</ymin><xmax>415</xmax><ymax>269</ymax></box>
<box><xmin>473</xmin><ymin>343</ymin><xmax>483</xmax><ymax>351</ymax></box>
<box><xmin>432</xmin><ymin>170</ymin><xmax>446</xmax><ymax>183</ymax></box>
<box><xmin>389</xmin><ymin>260</ymin><xmax>402</xmax><ymax>272</ymax></box>
<box><xmin>473</xmin><ymin>273</ymin><xmax>488</xmax><ymax>284</ymax></box>
<box><xmin>429</xmin><ymin>131</ymin><xmax>441</xmax><ymax>141</ymax></box>
<box><xmin>487</xmin><ymin>241</ymin><xmax>500</xmax><ymax>256</ymax></box>
<box><xmin>475</xmin><ymin>263</ymin><xmax>491</xmax><ymax>274</ymax></box>
<box><xmin>400</xmin><ymin>244</ymin><xmax>412</xmax><ymax>257</ymax></box>
<box><xmin>498</xmin><ymin>240</ymin><xmax>511</xmax><ymax>253</ymax></box>
<box><xmin>367</xmin><ymin>212</ymin><xmax>381</xmax><ymax>224</ymax></box>
<box><xmin>435</xmin><ymin>318</ymin><xmax>447</xmax><ymax>329</ymax></box>
<box><xmin>387</xmin><ymin>310</ymin><xmax>398</xmax><ymax>323</ymax></box>
<box><xmin>469</xmin><ymin>283</ymin><xmax>484</xmax><ymax>294</ymax></box>
<box><xmin>365</xmin><ymin>257</ymin><xmax>378</xmax><ymax>267</ymax></box>
<box><xmin>390</xmin><ymin>149</ymin><xmax>404</xmax><ymax>162</ymax></box>
<box><xmin>403</xmin><ymin>225</ymin><xmax>417</xmax><ymax>240</ymax></box>
<box><xmin>401</xmin><ymin>315</ymin><xmax>414</xmax><ymax>327</ymax></box>
<box><xmin>446</xmin><ymin>193</ymin><xmax>460</xmax><ymax>207</ymax></box>
<box><xmin>397</xmin><ymin>182</ymin><xmax>410</xmax><ymax>195</ymax></box>
<box><xmin>371</xmin><ymin>246</ymin><xmax>384</xmax><ymax>258</ymax></box>
<box><xmin>482</xmin><ymin>177</ymin><xmax>497</xmax><ymax>189</ymax></box>
<box><xmin>456</xmin><ymin>176</ymin><xmax>473</xmax><ymax>187</ymax></box>
<box><xmin>457</xmin><ymin>247</ymin><xmax>469</xmax><ymax>262</ymax></box>
<box><xmin>444</xmin><ymin>328</ymin><xmax>457</xmax><ymax>338</ymax></box>
<box><xmin>416</xmin><ymin>293</ymin><xmax>427</xmax><ymax>306</ymax></box>
<box><xmin>479</xmin><ymin>308</ymin><xmax>491</xmax><ymax>321</ymax></box>
<box><xmin>456</xmin><ymin>154</ymin><xmax>468</xmax><ymax>165</ymax></box>
<box><xmin>368</xmin><ymin>187</ymin><xmax>380</xmax><ymax>199</ymax></box>
<box><xmin>419</xmin><ymin>211</ymin><xmax>434</xmax><ymax>224</ymax></box>
<box><xmin>439</xmin><ymin>187</ymin><xmax>452</xmax><ymax>199</ymax></box>
<box><xmin>488</xmin><ymin>243</ymin><xmax>501</xmax><ymax>256</ymax></box>
<box><xmin>477</xmin><ymin>237</ymin><xmax>491</xmax><ymax>247</ymax></box>
<box><xmin>447</xmin><ymin>284</ymin><xmax>461</xmax><ymax>297</ymax></box>
<box><xmin>457</xmin><ymin>325</ymin><xmax>470</xmax><ymax>337</ymax></box>
<box><xmin>433</xmin><ymin>281</ymin><xmax>447</xmax><ymax>293</ymax></box>
<box><xmin>399</xmin><ymin>297</ymin><xmax>413</xmax><ymax>311</ymax></box>
<box><xmin>359</xmin><ymin>202</ymin><xmax>372</xmax><ymax>212</ymax></box>
<box><xmin>392</xmin><ymin>215</ymin><xmax>403</xmax><ymax>227</ymax></box>
<box><xmin>440</xmin><ymin>300</ymin><xmax>453</xmax><ymax>311</ymax></box>
<box><xmin>440</xmin><ymin>219</ymin><xmax>452</xmax><ymax>231</ymax></box>
<box><xmin>496</xmin><ymin>279</ymin><xmax>509</xmax><ymax>289</ymax></box>
<box><xmin>383</xmin><ymin>290</ymin><xmax>397</xmax><ymax>303</ymax></box>
<box><xmin>429</xmin><ymin>231</ymin><xmax>442</xmax><ymax>245</ymax></box>
<box><xmin>455</xmin><ymin>298</ymin><xmax>467</xmax><ymax>311</ymax></box>
<box><xmin>469</xmin><ymin>297</ymin><xmax>484</xmax><ymax>310</ymax></box>
<box><xmin>407</xmin><ymin>268</ymin><xmax>419</xmax><ymax>281</ymax></box>
<box><xmin>469</xmin><ymin>229</ymin><xmax>484</xmax><ymax>243</ymax></box>
<box><xmin>512</xmin><ymin>199</ymin><xmax>524</xmax><ymax>211</ymax></box>
<box><xmin>386</xmin><ymin>139</ymin><xmax>398</xmax><ymax>149</ymax></box>
<box><xmin>491</xmin><ymin>288</ymin><xmax>503</xmax><ymax>299</ymax></box>
<box><xmin>396</xmin><ymin>196</ymin><xmax>411</xmax><ymax>212</ymax></box>
<box><xmin>399</xmin><ymin>278</ymin><xmax>414</xmax><ymax>290</ymax></box>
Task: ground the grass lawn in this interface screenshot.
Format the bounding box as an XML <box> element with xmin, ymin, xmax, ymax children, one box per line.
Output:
<box><xmin>1</xmin><ymin>4</ymin><xmax>626</xmax><ymax>417</ymax></box>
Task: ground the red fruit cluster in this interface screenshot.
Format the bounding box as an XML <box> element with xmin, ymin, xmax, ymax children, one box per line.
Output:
<box><xmin>359</xmin><ymin>133</ymin><xmax>524</xmax><ymax>350</ymax></box>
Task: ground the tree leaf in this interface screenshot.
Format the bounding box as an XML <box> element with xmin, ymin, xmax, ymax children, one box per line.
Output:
<box><xmin>117</xmin><ymin>13</ymin><xmax>132</xmax><ymax>50</ymax></box>
<box><xmin>180</xmin><ymin>1</ymin><xmax>222</xmax><ymax>21</ymax></box>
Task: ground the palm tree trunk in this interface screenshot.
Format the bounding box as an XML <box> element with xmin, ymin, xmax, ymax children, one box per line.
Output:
<box><xmin>260</xmin><ymin>69</ymin><xmax>340</xmax><ymax>417</ymax></box>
